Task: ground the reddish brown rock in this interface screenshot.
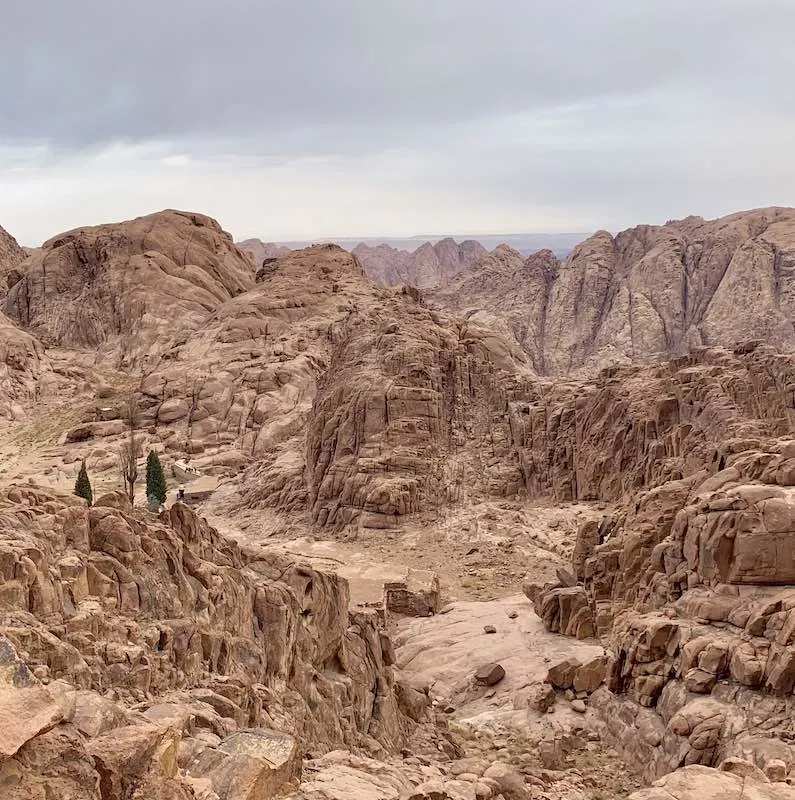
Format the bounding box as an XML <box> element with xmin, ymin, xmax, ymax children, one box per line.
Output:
<box><xmin>432</xmin><ymin>207</ymin><xmax>795</xmax><ymax>376</ymax></box>
<box><xmin>5</xmin><ymin>210</ymin><xmax>255</xmax><ymax>360</ymax></box>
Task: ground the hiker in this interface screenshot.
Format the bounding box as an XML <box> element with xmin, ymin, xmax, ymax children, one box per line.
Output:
<box><xmin>176</xmin><ymin>486</ymin><xmax>185</xmax><ymax>502</ymax></box>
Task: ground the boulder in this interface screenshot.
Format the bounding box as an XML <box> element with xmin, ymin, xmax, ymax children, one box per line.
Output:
<box><xmin>546</xmin><ymin>658</ymin><xmax>582</xmax><ymax>690</ymax></box>
<box><xmin>474</xmin><ymin>663</ymin><xmax>505</xmax><ymax>687</ymax></box>
<box><xmin>481</xmin><ymin>762</ymin><xmax>530</xmax><ymax>800</ymax></box>
<box><xmin>186</xmin><ymin>729</ymin><xmax>301</xmax><ymax>800</ymax></box>
<box><xmin>572</xmin><ymin>655</ymin><xmax>607</xmax><ymax>693</ymax></box>
<box><xmin>0</xmin><ymin>636</ymin><xmax>63</xmax><ymax>758</ymax></box>
<box><xmin>384</xmin><ymin>571</ymin><xmax>441</xmax><ymax>617</ymax></box>
<box><xmin>525</xmin><ymin>682</ymin><xmax>556</xmax><ymax>713</ymax></box>
<box><xmin>629</xmin><ymin>764</ymin><xmax>795</xmax><ymax>799</ymax></box>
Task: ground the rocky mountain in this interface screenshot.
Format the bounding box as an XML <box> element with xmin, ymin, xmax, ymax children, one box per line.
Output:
<box><xmin>351</xmin><ymin>237</ymin><xmax>488</xmax><ymax>288</ymax></box>
<box><xmin>236</xmin><ymin>238</ymin><xmax>291</xmax><ymax>268</ymax></box>
<box><xmin>4</xmin><ymin>210</ymin><xmax>255</xmax><ymax>362</ymax></box>
<box><xmin>0</xmin><ymin>223</ymin><xmax>26</xmax><ymax>291</ymax></box>
<box><xmin>2</xmin><ymin>207</ymin><xmax>795</xmax><ymax>797</ymax></box>
<box><xmin>431</xmin><ymin>207</ymin><xmax>795</xmax><ymax>375</ymax></box>
<box><xmin>238</xmin><ymin>236</ymin><xmax>508</xmax><ymax>289</ymax></box>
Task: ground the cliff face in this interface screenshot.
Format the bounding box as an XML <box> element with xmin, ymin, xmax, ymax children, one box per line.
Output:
<box><xmin>0</xmin><ymin>223</ymin><xmax>26</xmax><ymax>293</ymax></box>
<box><xmin>431</xmin><ymin>208</ymin><xmax>795</xmax><ymax>375</ymax></box>
<box><xmin>528</xmin><ymin>343</ymin><xmax>795</xmax><ymax>781</ymax></box>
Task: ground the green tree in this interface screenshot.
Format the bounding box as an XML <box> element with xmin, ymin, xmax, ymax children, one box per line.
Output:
<box><xmin>145</xmin><ymin>449</ymin><xmax>167</xmax><ymax>506</ymax></box>
<box><xmin>74</xmin><ymin>459</ymin><xmax>93</xmax><ymax>505</ymax></box>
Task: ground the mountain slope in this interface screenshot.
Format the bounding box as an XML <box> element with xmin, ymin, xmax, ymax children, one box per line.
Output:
<box><xmin>0</xmin><ymin>223</ymin><xmax>26</xmax><ymax>292</ymax></box>
<box><xmin>237</xmin><ymin>238</ymin><xmax>292</xmax><ymax>267</ymax></box>
<box><xmin>4</xmin><ymin>210</ymin><xmax>255</xmax><ymax>361</ymax></box>
<box><xmin>431</xmin><ymin>207</ymin><xmax>795</xmax><ymax>375</ymax></box>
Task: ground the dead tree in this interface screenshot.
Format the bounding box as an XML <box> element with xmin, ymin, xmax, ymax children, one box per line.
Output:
<box><xmin>118</xmin><ymin>393</ymin><xmax>141</xmax><ymax>505</ymax></box>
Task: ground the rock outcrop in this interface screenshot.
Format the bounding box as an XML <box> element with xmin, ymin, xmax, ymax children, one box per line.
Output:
<box><xmin>352</xmin><ymin>238</ymin><xmax>488</xmax><ymax>288</ymax></box>
<box><xmin>629</xmin><ymin>764</ymin><xmax>795</xmax><ymax>799</ymax></box>
<box><xmin>430</xmin><ymin>207</ymin><xmax>795</xmax><ymax>375</ymax></box>
<box><xmin>528</xmin><ymin>347</ymin><xmax>795</xmax><ymax>782</ymax></box>
<box><xmin>0</xmin><ymin>223</ymin><xmax>26</xmax><ymax>293</ymax></box>
<box><xmin>131</xmin><ymin>242</ymin><xmax>533</xmax><ymax>532</ymax></box>
<box><xmin>4</xmin><ymin>210</ymin><xmax>255</xmax><ymax>361</ymax></box>
<box><xmin>0</xmin><ymin>485</ymin><xmax>409</xmax><ymax>797</ymax></box>
<box><xmin>0</xmin><ymin>312</ymin><xmax>50</xmax><ymax>418</ymax></box>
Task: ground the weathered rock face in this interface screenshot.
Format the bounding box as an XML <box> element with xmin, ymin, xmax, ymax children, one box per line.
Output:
<box><xmin>4</xmin><ymin>209</ymin><xmax>255</xmax><ymax>360</ymax></box>
<box><xmin>629</xmin><ymin>764</ymin><xmax>795</xmax><ymax>799</ymax></box>
<box><xmin>430</xmin><ymin>207</ymin><xmax>795</xmax><ymax>375</ymax></box>
<box><xmin>512</xmin><ymin>344</ymin><xmax>795</xmax><ymax>506</ymax></box>
<box><xmin>429</xmin><ymin>246</ymin><xmax>558</xmax><ymax>372</ymax></box>
<box><xmin>0</xmin><ymin>223</ymin><xmax>26</xmax><ymax>293</ymax></box>
<box><xmin>352</xmin><ymin>237</ymin><xmax>488</xmax><ymax>288</ymax></box>
<box><xmin>0</xmin><ymin>312</ymin><xmax>49</xmax><ymax>418</ymax></box>
<box><xmin>0</xmin><ymin>485</ymin><xmax>409</xmax><ymax>797</ymax></box>
<box><xmin>528</xmin><ymin>348</ymin><xmax>795</xmax><ymax>782</ymax></box>
<box><xmin>131</xmin><ymin>243</ymin><xmax>534</xmax><ymax>531</ymax></box>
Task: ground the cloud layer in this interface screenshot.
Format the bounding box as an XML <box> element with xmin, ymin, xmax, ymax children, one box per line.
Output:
<box><xmin>2</xmin><ymin>1</ymin><xmax>794</xmax><ymax>243</ymax></box>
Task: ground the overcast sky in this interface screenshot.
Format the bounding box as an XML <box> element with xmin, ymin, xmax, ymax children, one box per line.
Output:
<box><xmin>2</xmin><ymin>1</ymin><xmax>794</xmax><ymax>245</ymax></box>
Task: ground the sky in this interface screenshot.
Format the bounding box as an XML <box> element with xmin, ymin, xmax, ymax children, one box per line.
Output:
<box><xmin>2</xmin><ymin>0</ymin><xmax>794</xmax><ymax>245</ymax></box>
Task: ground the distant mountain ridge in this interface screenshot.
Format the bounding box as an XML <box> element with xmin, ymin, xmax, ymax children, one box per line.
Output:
<box><xmin>351</xmin><ymin>237</ymin><xmax>488</xmax><ymax>288</ymax></box>
<box><xmin>237</xmin><ymin>232</ymin><xmax>586</xmax><ymax>288</ymax></box>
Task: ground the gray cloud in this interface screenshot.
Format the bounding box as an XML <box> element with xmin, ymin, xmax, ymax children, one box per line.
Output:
<box><xmin>1</xmin><ymin>1</ymin><xmax>794</xmax><ymax>242</ymax></box>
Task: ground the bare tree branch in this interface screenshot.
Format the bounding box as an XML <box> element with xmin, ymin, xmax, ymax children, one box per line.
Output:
<box><xmin>118</xmin><ymin>392</ymin><xmax>141</xmax><ymax>504</ymax></box>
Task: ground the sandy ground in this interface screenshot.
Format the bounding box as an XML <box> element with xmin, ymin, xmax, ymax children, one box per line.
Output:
<box><xmin>206</xmin><ymin>497</ymin><xmax>608</xmax><ymax>604</ymax></box>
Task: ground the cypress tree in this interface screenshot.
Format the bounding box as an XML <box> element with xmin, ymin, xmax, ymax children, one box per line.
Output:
<box><xmin>74</xmin><ymin>459</ymin><xmax>93</xmax><ymax>505</ymax></box>
<box><xmin>146</xmin><ymin>450</ymin><xmax>167</xmax><ymax>505</ymax></box>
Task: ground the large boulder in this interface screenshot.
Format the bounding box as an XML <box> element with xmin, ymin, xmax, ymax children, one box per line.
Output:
<box><xmin>0</xmin><ymin>636</ymin><xmax>63</xmax><ymax>758</ymax></box>
<box><xmin>185</xmin><ymin>729</ymin><xmax>301</xmax><ymax>799</ymax></box>
<box><xmin>629</xmin><ymin>764</ymin><xmax>795</xmax><ymax>799</ymax></box>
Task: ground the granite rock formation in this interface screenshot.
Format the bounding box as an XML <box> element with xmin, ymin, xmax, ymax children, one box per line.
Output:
<box><xmin>132</xmin><ymin>242</ymin><xmax>533</xmax><ymax>531</ymax></box>
<box><xmin>0</xmin><ymin>312</ymin><xmax>51</xmax><ymax>419</ymax></box>
<box><xmin>430</xmin><ymin>245</ymin><xmax>557</xmax><ymax>372</ymax></box>
<box><xmin>0</xmin><ymin>224</ymin><xmax>26</xmax><ymax>293</ymax></box>
<box><xmin>351</xmin><ymin>237</ymin><xmax>488</xmax><ymax>288</ymax></box>
<box><xmin>0</xmin><ymin>485</ymin><xmax>410</xmax><ymax>798</ymax></box>
<box><xmin>4</xmin><ymin>210</ymin><xmax>255</xmax><ymax>362</ymax></box>
<box><xmin>430</xmin><ymin>207</ymin><xmax>795</xmax><ymax>375</ymax></box>
<box><xmin>528</xmin><ymin>344</ymin><xmax>795</xmax><ymax>783</ymax></box>
<box><xmin>4</xmin><ymin>206</ymin><xmax>795</xmax><ymax>795</ymax></box>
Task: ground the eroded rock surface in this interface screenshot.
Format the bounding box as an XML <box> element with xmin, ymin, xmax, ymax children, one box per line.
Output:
<box><xmin>0</xmin><ymin>224</ymin><xmax>26</xmax><ymax>292</ymax></box>
<box><xmin>0</xmin><ymin>485</ymin><xmax>410</xmax><ymax>797</ymax></box>
<box><xmin>4</xmin><ymin>209</ymin><xmax>255</xmax><ymax>360</ymax></box>
<box><xmin>431</xmin><ymin>207</ymin><xmax>795</xmax><ymax>375</ymax></box>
